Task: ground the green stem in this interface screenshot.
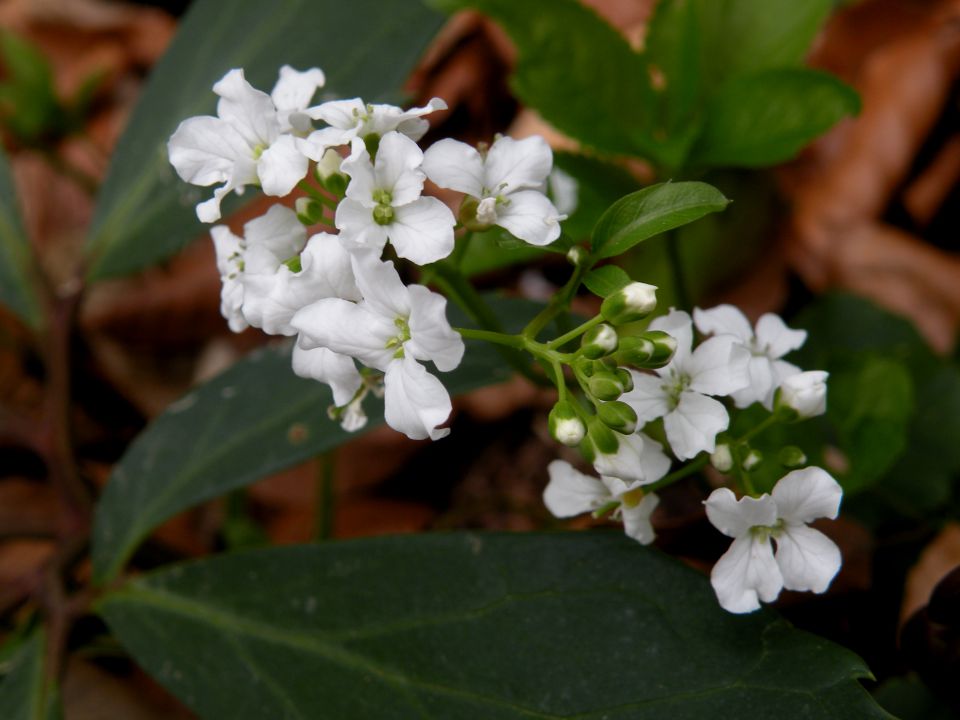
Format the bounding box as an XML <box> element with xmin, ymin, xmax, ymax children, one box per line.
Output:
<box><xmin>546</xmin><ymin>314</ymin><xmax>605</xmax><ymax>350</ymax></box>
<box><xmin>665</xmin><ymin>231</ymin><xmax>690</xmax><ymax>312</ymax></box>
<box><xmin>456</xmin><ymin>327</ymin><xmax>525</xmax><ymax>349</ymax></box>
<box><xmin>297</xmin><ymin>180</ymin><xmax>338</xmax><ymax>209</ymax></box>
<box><xmin>734</xmin><ymin>413</ymin><xmax>780</xmax><ymax>445</ymax></box>
<box><xmin>522</xmin><ymin>262</ymin><xmax>587</xmax><ymax>339</ymax></box>
<box><xmin>592</xmin><ymin>500</ymin><xmax>620</xmax><ymax>519</ymax></box>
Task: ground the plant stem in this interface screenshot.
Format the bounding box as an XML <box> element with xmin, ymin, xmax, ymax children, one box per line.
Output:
<box><xmin>456</xmin><ymin>327</ymin><xmax>525</xmax><ymax>349</ymax></box>
<box><xmin>646</xmin><ymin>455</ymin><xmax>709</xmax><ymax>493</ymax></box>
<box><xmin>546</xmin><ymin>314</ymin><xmax>605</xmax><ymax>350</ymax></box>
<box><xmin>522</xmin><ymin>262</ymin><xmax>587</xmax><ymax>339</ymax></box>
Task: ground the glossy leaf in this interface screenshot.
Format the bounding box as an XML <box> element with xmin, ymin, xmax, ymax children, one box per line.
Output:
<box><xmin>0</xmin><ymin>145</ymin><xmax>41</xmax><ymax>328</ymax></box>
<box><xmin>98</xmin><ymin>532</ymin><xmax>888</xmax><ymax>720</ymax></box>
<box><xmin>92</xmin><ymin>305</ymin><xmax>521</xmax><ymax>583</ymax></box>
<box><xmin>583</xmin><ymin>265</ymin><xmax>632</xmax><ymax>298</ymax></box>
<box><xmin>591</xmin><ymin>181</ymin><xmax>729</xmax><ymax>260</ymax></box>
<box><xmin>691</xmin><ymin>69</ymin><xmax>860</xmax><ymax>168</ymax></box>
<box><xmin>84</xmin><ymin>0</ymin><xmax>445</xmax><ymax>280</ymax></box>
<box><xmin>435</xmin><ymin>0</ymin><xmax>674</xmax><ymax>163</ymax></box>
<box><xmin>0</xmin><ymin>627</ymin><xmax>61</xmax><ymax>720</ymax></box>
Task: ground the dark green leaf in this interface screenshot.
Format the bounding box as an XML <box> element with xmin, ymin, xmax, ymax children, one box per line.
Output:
<box><xmin>873</xmin><ymin>675</ymin><xmax>954</xmax><ymax>720</ymax></box>
<box><xmin>583</xmin><ymin>265</ymin><xmax>632</xmax><ymax>298</ymax></box>
<box><xmin>434</xmin><ymin>0</ymin><xmax>671</xmax><ymax>163</ymax></box>
<box><xmin>98</xmin><ymin>532</ymin><xmax>888</xmax><ymax>719</ymax></box>
<box><xmin>691</xmin><ymin>68</ymin><xmax>860</xmax><ymax>168</ymax></box>
<box><xmin>92</xmin><ymin>299</ymin><xmax>528</xmax><ymax>583</ymax></box>
<box><xmin>0</xmin><ymin>627</ymin><xmax>62</xmax><ymax>720</ymax></box>
<box><xmin>0</xmin><ymin>32</ymin><xmax>62</xmax><ymax>144</ymax></box>
<box><xmin>459</xmin><ymin>228</ymin><xmax>546</xmax><ymax>277</ymax></box>
<box><xmin>591</xmin><ymin>181</ymin><xmax>729</xmax><ymax>260</ymax></box>
<box><xmin>692</xmin><ymin>0</ymin><xmax>833</xmax><ymax>90</ymax></box>
<box><xmin>0</xmin><ymin>144</ymin><xmax>41</xmax><ymax>328</ymax></box>
<box><xmin>84</xmin><ymin>0</ymin><xmax>445</xmax><ymax>280</ymax></box>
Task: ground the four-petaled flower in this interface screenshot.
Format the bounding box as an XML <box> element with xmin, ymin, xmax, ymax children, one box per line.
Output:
<box><xmin>705</xmin><ymin>467</ymin><xmax>842</xmax><ymax>614</ymax></box>
<box><xmin>622</xmin><ymin>309</ymin><xmax>750</xmax><ymax>460</ymax></box>
<box><xmin>423</xmin><ymin>135</ymin><xmax>565</xmax><ymax>246</ymax></box>
<box><xmin>694</xmin><ymin>304</ymin><xmax>807</xmax><ymax>410</ymax></box>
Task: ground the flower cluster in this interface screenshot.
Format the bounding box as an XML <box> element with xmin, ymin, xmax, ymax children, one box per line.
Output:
<box><xmin>168</xmin><ymin>67</ymin><xmax>566</xmax><ymax>440</ymax></box>
<box><xmin>542</xmin><ymin>302</ymin><xmax>837</xmax><ymax>613</ymax></box>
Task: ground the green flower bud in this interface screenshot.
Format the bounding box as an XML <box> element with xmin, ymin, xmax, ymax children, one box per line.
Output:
<box><xmin>614</xmin><ymin>331</ymin><xmax>677</xmax><ymax>369</ymax></box>
<box><xmin>549</xmin><ymin>401</ymin><xmax>586</xmax><ymax>447</ymax></box>
<box><xmin>742</xmin><ymin>448</ymin><xmax>762</xmax><ymax>471</ymax></box>
<box><xmin>587</xmin><ymin>369</ymin><xmax>624</xmax><ymax>401</ymax></box>
<box><xmin>596</xmin><ymin>401</ymin><xmax>638</xmax><ymax>434</ymax></box>
<box><xmin>779</xmin><ymin>446</ymin><xmax>807</xmax><ymax>468</ymax></box>
<box><xmin>615</xmin><ymin>367</ymin><xmax>633</xmax><ymax>393</ymax></box>
<box><xmin>295</xmin><ymin>196</ymin><xmax>324</xmax><ymax>226</ymax></box>
<box><xmin>566</xmin><ymin>246</ymin><xmax>588</xmax><ymax>266</ymax></box>
<box><xmin>580</xmin><ymin>323</ymin><xmax>618</xmax><ymax>359</ymax></box>
<box><xmin>600</xmin><ymin>282</ymin><xmax>658</xmax><ymax>325</ymax></box>
<box><xmin>572</xmin><ymin>356</ymin><xmax>597</xmax><ymax>378</ymax></box>
<box><xmin>584</xmin><ymin>417</ymin><xmax>620</xmax><ymax>458</ymax></box>
<box><xmin>315</xmin><ymin>148</ymin><xmax>347</xmax><ymax>196</ymax></box>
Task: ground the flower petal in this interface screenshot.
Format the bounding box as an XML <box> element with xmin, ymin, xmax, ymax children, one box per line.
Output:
<box><xmin>730</xmin><ymin>355</ymin><xmax>776</xmax><ymax>410</ymax></box>
<box><xmin>291</xmin><ymin>345</ymin><xmax>361</xmax><ymax>407</ymax></box>
<box><xmin>291</xmin><ymin>297</ymin><xmax>395</xmax><ymax>370</ymax></box>
<box><xmin>422</xmin><ymin>138</ymin><xmax>485</xmax><ymax>197</ymax></box>
<box><xmin>258</xmin><ymin>135</ymin><xmax>309</xmax><ymax>196</ymax></box>
<box><xmin>213</xmin><ymin>68</ymin><xmax>278</xmax><ymax>148</ymax></box>
<box><xmin>384</xmin><ymin>356</ymin><xmax>452</xmax><ymax>440</ymax></box>
<box><xmin>543</xmin><ymin>460</ymin><xmax>610</xmax><ymax>518</ymax></box>
<box><xmin>406</xmin><ymin>285</ymin><xmax>464</xmax><ymax>372</ymax></box>
<box><xmin>168</xmin><ymin>116</ymin><xmax>248</xmax><ymax>186</ymax></box>
<box><xmin>621</xmin><ymin>492</ymin><xmax>659</xmax><ymax>544</ymax></box>
<box><xmin>650</xmin><ymin>309</ymin><xmax>693</xmax><ymax>369</ymax></box>
<box><xmin>771</xmin><ymin>467</ymin><xmax>842</xmax><ymax>524</ymax></box>
<box><xmin>374</xmin><ymin>132</ymin><xmax>425</xmax><ymax>206</ymax></box>
<box><xmin>688</xmin><ymin>336</ymin><xmax>750</xmax><ymax>397</ymax></box>
<box><xmin>620</xmin><ymin>371</ymin><xmax>671</xmax><ymax>423</ymax></box>
<box><xmin>704</xmin><ymin>488</ymin><xmax>777</xmax><ymax>538</ymax></box>
<box><xmin>271</xmin><ymin>65</ymin><xmax>325</xmax><ymax>114</ymax></box>
<box><xmin>710</xmin><ymin>535</ymin><xmax>783</xmax><ymax>614</ymax></box>
<box><xmin>775</xmin><ymin>524</ymin><xmax>842</xmax><ymax>593</ymax></box>
<box><xmin>755</xmin><ymin>313</ymin><xmax>807</xmax><ymax>358</ymax></box>
<box><xmin>390</xmin><ymin>197</ymin><xmax>456</xmax><ymax>265</ymax></box>
<box><xmin>335</xmin><ymin>199</ymin><xmax>389</xmax><ymax>256</ymax></box>
<box><xmin>349</xmin><ymin>251</ymin><xmax>410</xmax><ymax>319</ymax></box>
<box><xmin>495</xmin><ymin>190</ymin><xmax>563</xmax><ymax>246</ymax></box>
<box><xmin>664</xmin><ymin>391</ymin><xmax>729</xmax><ymax>459</ymax></box>
<box><xmin>242</xmin><ymin>205</ymin><xmax>306</xmax><ymax>273</ymax></box>
<box><xmin>693</xmin><ymin>304</ymin><xmax>753</xmax><ymax>343</ymax></box>
<box><xmin>592</xmin><ymin>432</ymin><xmax>669</xmax><ymax>486</ymax></box>
<box><xmin>484</xmin><ymin>135</ymin><xmax>552</xmax><ymax>193</ymax></box>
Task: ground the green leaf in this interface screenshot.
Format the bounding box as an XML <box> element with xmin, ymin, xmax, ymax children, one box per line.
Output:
<box><xmin>691</xmin><ymin>68</ymin><xmax>860</xmax><ymax>168</ymax></box>
<box><xmin>692</xmin><ymin>0</ymin><xmax>833</xmax><ymax>90</ymax></box>
<box><xmin>97</xmin><ymin>533</ymin><xmax>888</xmax><ymax>719</ymax></box>
<box><xmin>84</xmin><ymin>0</ymin><xmax>445</xmax><ymax>281</ymax></box>
<box><xmin>583</xmin><ymin>265</ymin><xmax>632</xmax><ymax>298</ymax></box>
<box><xmin>0</xmin><ymin>144</ymin><xmax>41</xmax><ymax>328</ymax></box>
<box><xmin>435</xmin><ymin>0</ymin><xmax>671</xmax><ymax>163</ymax></box>
<box><xmin>0</xmin><ymin>32</ymin><xmax>63</xmax><ymax>144</ymax></box>
<box><xmin>591</xmin><ymin>181</ymin><xmax>729</xmax><ymax>260</ymax></box>
<box><xmin>0</xmin><ymin>627</ymin><xmax>62</xmax><ymax>720</ymax></box>
<box><xmin>459</xmin><ymin>228</ymin><xmax>546</xmax><ymax>277</ymax></box>
<box><xmin>92</xmin><ymin>300</ymin><xmax>523</xmax><ymax>583</ymax></box>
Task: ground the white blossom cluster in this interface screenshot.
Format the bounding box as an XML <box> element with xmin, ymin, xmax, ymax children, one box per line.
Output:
<box><xmin>167</xmin><ymin>66</ymin><xmax>566</xmax><ymax>440</ymax></box>
<box><xmin>543</xmin><ymin>304</ymin><xmax>839</xmax><ymax>613</ymax></box>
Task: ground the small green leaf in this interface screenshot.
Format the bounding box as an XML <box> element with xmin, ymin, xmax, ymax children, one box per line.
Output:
<box><xmin>691</xmin><ymin>68</ymin><xmax>860</xmax><ymax>168</ymax></box>
<box><xmin>583</xmin><ymin>265</ymin><xmax>632</xmax><ymax>298</ymax></box>
<box><xmin>84</xmin><ymin>0</ymin><xmax>445</xmax><ymax>280</ymax></box>
<box><xmin>0</xmin><ymin>627</ymin><xmax>62</xmax><ymax>720</ymax></box>
<box><xmin>92</xmin><ymin>299</ymin><xmax>530</xmax><ymax>583</ymax></box>
<box><xmin>0</xmin><ymin>144</ymin><xmax>41</xmax><ymax>328</ymax></box>
<box><xmin>97</xmin><ymin>533</ymin><xmax>888</xmax><ymax>719</ymax></box>
<box><xmin>591</xmin><ymin>181</ymin><xmax>729</xmax><ymax>260</ymax></box>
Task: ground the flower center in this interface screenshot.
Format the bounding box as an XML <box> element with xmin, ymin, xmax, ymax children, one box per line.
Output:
<box><xmin>749</xmin><ymin>519</ymin><xmax>785</xmax><ymax>543</ymax></box>
<box><xmin>661</xmin><ymin>369</ymin><xmax>691</xmax><ymax>409</ymax></box>
<box><xmin>385</xmin><ymin>316</ymin><xmax>411</xmax><ymax>358</ymax></box>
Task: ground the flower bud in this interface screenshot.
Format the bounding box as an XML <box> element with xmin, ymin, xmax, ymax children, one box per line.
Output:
<box><xmin>614</xmin><ymin>367</ymin><xmax>634</xmax><ymax>393</ymax></box>
<box><xmin>601</xmin><ymin>282</ymin><xmax>658</xmax><ymax>325</ymax></box>
<box><xmin>580</xmin><ymin>323</ymin><xmax>618</xmax><ymax>359</ymax></box>
<box><xmin>581</xmin><ymin>418</ymin><xmax>620</xmax><ymax>462</ymax></box>
<box><xmin>742</xmin><ymin>448</ymin><xmax>762</xmax><ymax>471</ymax></box>
<box><xmin>549</xmin><ymin>401</ymin><xmax>586</xmax><ymax>447</ymax></box>
<box><xmin>566</xmin><ymin>246</ymin><xmax>588</xmax><ymax>267</ymax></box>
<box><xmin>711</xmin><ymin>443</ymin><xmax>734</xmax><ymax>472</ymax></box>
<box><xmin>295</xmin><ymin>196</ymin><xmax>324</xmax><ymax>225</ymax></box>
<box><xmin>587</xmin><ymin>369</ymin><xmax>624</xmax><ymax>401</ymax></box>
<box><xmin>779</xmin><ymin>446</ymin><xmax>807</xmax><ymax>468</ymax></box>
<box><xmin>596</xmin><ymin>400</ymin><xmax>638</xmax><ymax>434</ymax></box>
<box><xmin>572</xmin><ymin>356</ymin><xmax>597</xmax><ymax>378</ymax></box>
<box><xmin>614</xmin><ymin>331</ymin><xmax>677</xmax><ymax>369</ymax></box>
<box><xmin>776</xmin><ymin>371</ymin><xmax>828</xmax><ymax>420</ymax></box>
<box><xmin>315</xmin><ymin>148</ymin><xmax>347</xmax><ymax>196</ymax></box>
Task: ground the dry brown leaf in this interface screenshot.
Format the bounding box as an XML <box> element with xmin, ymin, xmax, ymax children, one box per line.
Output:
<box><xmin>902</xmin><ymin>523</ymin><xmax>960</xmax><ymax>625</ymax></box>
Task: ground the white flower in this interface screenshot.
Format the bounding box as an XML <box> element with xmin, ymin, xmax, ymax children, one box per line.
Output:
<box><xmin>271</xmin><ymin>65</ymin><xmax>326</xmax><ymax>134</ymax></box>
<box><xmin>777</xmin><ymin>370</ymin><xmax>829</xmax><ymax>419</ymax></box>
<box><xmin>303</xmin><ymin>97</ymin><xmax>447</xmax><ymax>158</ymax></box>
<box><xmin>422</xmin><ymin>135</ymin><xmax>565</xmax><ymax>246</ymax></box>
<box><xmin>168</xmin><ymin>67</ymin><xmax>323</xmax><ymax>222</ymax></box>
<box><xmin>694</xmin><ymin>304</ymin><xmax>807</xmax><ymax>410</ymax></box>
<box><xmin>621</xmin><ymin>309</ymin><xmax>750</xmax><ymax>460</ymax></box>
<box><xmin>335</xmin><ymin>132</ymin><xmax>455</xmax><ymax>265</ymax></box>
<box><xmin>291</xmin><ymin>251</ymin><xmax>464</xmax><ymax>440</ymax></box>
<box><xmin>210</xmin><ymin>225</ymin><xmax>247</xmax><ymax>333</ymax></box>
<box><xmin>292</xmin><ymin>345</ymin><xmax>362</xmax><ymax>409</ymax></box>
<box><xmin>543</xmin><ymin>457</ymin><xmax>662</xmax><ymax>544</ymax></box>
<box><xmin>591</xmin><ymin>431</ymin><xmax>671</xmax><ymax>486</ymax></box>
<box><xmin>705</xmin><ymin>467</ymin><xmax>843</xmax><ymax>614</ymax></box>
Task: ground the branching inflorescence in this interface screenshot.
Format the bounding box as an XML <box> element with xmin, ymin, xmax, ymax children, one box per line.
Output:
<box><xmin>168</xmin><ymin>65</ymin><xmax>840</xmax><ymax>614</ymax></box>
